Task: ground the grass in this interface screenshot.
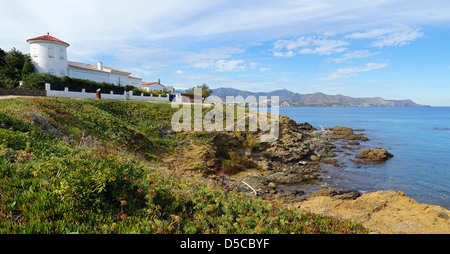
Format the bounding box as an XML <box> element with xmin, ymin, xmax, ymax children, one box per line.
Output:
<box><xmin>0</xmin><ymin>97</ymin><xmax>368</xmax><ymax>234</ymax></box>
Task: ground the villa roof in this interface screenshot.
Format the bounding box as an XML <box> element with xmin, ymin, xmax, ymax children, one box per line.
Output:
<box><xmin>68</xmin><ymin>61</ymin><xmax>131</xmax><ymax>75</ymax></box>
<box><xmin>26</xmin><ymin>33</ymin><xmax>70</xmax><ymax>47</ymax></box>
<box><xmin>142</xmin><ymin>81</ymin><xmax>166</xmax><ymax>87</ymax></box>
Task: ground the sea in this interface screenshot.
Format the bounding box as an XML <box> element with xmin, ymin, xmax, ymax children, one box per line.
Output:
<box><xmin>277</xmin><ymin>106</ymin><xmax>450</xmax><ymax>209</ymax></box>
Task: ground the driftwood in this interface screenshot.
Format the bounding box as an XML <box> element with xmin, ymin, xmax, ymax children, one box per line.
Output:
<box><xmin>242</xmin><ymin>181</ymin><xmax>258</xmax><ymax>196</ymax></box>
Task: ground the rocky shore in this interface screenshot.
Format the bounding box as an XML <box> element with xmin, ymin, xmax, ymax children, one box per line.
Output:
<box><xmin>166</xmin><ymin>114</ymin><xmax>450</xmax><ymax>234</ymax></box>
<box><xmin>230</xmin><ymin>115</ymin><xmax>449</xmax><ymax>233</ymax></box>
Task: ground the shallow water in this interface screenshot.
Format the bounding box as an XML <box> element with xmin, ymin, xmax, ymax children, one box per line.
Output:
<box><xmin>278</xmin><ymin>107</ymin><xmax>450</xmax><ymax>209</ymax></box>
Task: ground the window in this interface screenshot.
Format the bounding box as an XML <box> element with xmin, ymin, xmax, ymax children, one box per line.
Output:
<box><xmin>59</xmin><ymin>48</ymin><xmax>64</xmax><ymax>59</ymax></box>
<box><xmin>32</xmin><ymin>45</ymin><xmax>38</xmax><ymax>58</ymax></box>
<box><xmin>48</xmin><ymin>46</ymin><xmax>54</xmax><ymax>58</ymax></box>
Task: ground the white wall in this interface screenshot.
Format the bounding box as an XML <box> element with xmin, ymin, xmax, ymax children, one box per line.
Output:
<box><xmin>45</xmin><ymin>83</ymin><xmax>169</xmax><ymax>102</ymax></box>
<box><xmin>129</xmin><ymin>77</ymin><xmax>142</xmax><ymax>88</ymax></box>
<box><xmin>143</xmin><ymin>83</ymin><xmax>166</xmax><ymax>92</ymax></box>
<box><xmin>29</xmin><ymin>41</ymin><xmax>68</xmax><ymax>77</ymax></box>
<box><xmin>129</xmin><ymin>92</ymin><xmax>170</xmax><ymax>101</ymax></box>
<box><xmin>69</xmin><ymin>68</ymin><xmax>142</xmax><ymax>88</ymax></box>
<box><xmin>109</xmin><ymin>72</ymin><xmax>131</xmax><ymax>87</ymax></box>
<box><xmin>69</xmin><ymin>68</ymin><xmax>110</xmax><ymax>84</ymax></box>
<box><xmin>28</xmin><ymin>38</ymin><xmax>142</xmax><ymax>88</ymax></box>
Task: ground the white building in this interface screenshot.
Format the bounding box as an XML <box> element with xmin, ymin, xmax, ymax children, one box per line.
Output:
<box><xmin>142</xmin><ymin>79</ymin><xmax>174</xmax><ymax>93</ymax></box>
<box><xmin>26</xmin><ymin>33</ymin><xmax>142</xmax><ymax>88</ymax></box>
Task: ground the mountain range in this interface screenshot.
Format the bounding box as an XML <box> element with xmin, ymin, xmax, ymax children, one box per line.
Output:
<box><xmin>204</xmin><ymin>88</ymin><xmax>427</xmax><ymax>107</ymax></box>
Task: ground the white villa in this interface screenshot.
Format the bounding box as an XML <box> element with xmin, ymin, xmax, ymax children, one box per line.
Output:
<box><xmin>142</xmin><ymin>79</ymin><xmax>175</xmax><ymax>93</ymax></box>
<box><xmin>26</xmin><ymin>33</ymin><xmax>142</xmax><ymax>88</ymax></box>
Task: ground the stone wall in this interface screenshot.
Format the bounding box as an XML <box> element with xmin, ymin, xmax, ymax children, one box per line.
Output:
<box><xmin>0</xmin><ymin>87</ymin><xmax>46</xmax><ymax>97</ymax></box>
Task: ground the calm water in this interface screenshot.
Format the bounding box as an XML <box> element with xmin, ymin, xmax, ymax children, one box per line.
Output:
<box><xmin>278</xmin><ymin>107</ymin><xmax>450</xmax><ymax>209</ymax></box>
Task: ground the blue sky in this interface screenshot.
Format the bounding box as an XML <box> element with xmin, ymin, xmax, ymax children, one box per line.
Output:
<box><xmin>1</xmin><ymin>0</ymin><xmax>450</xmax><ymax>106</ymax></box>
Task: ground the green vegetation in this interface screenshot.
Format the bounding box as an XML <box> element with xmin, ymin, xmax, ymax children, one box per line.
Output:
<box><xmin>20</xmin><ymin>73</ymin><xmax>127</xmax><ymax>92</ymax></box>
<box><xmin>0</xmin><ymin>47</ymin><xmax>135</xmax><ymax>93</ymax></box>
<box><xmin>0</xmin><ymin>48</ymin><xmax>35</xmax><ymax>88</ymax></box>
<box><xmin>185</xmin><ymin>83</ymin><xmax>212</xmax><ymax>98</ymax></box>
<box><xmin>0</xmin><ymin>97</ymin><xmax>368</xmax><ymax>234</ymax></box>
<box><xmin>130</xmin><ymin>87</ymin><xmax>172</xmax><ymax>96</ymax></box>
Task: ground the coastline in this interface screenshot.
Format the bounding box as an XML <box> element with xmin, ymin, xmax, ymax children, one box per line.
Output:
<box><xmin>1</xmin><ymin>97</ymin><xmax>448</xmax><ymax>234</ymax></box>
<box><xmin>169</xmin><ymin>113</ymin><xmax>450</xmax><ymax>234</ymax></box>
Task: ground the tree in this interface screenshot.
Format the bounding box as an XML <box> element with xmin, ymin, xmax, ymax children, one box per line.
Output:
<box><xmin>0</xmin><ymin>48</ymin><xmax>6</xmax><ymax>67</ymax></box>
<box><xmin>185</xmin><ymin>84</ymin><xmax>212</xmax><ymax>98</ymax></box>
<box><xmin>21</xmin><ymin>57</ymin><xmax>35</xmax><ymax>78</ymax></box>
<box><xmin>0</xmin><ymin>48</ymin><xmax>34</xmax><ymax>88</ymax></box>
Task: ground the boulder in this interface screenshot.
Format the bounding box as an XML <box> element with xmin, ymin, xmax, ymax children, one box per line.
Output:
<box><xmin>356</xmin><ymin>148</ymin><xmax>393</xmax><ymax>162</ymax></box>
<box><xmin>327</xmin><ymin>126</ymin><xmax>369</xmax><ymax>141</ymax></box>
<box><xmin>297</xmin><ymin>188</ymin><xmax>361</xmax><ymax>202</ymax></box>
<box><xmin>294</xmin><ymin>190</ymin><xmax>450</xmax><ymax>234</ymax></box>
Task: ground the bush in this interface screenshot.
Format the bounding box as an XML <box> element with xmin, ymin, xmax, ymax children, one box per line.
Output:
<box><xmin>37</xmin><ymin>149</ymin><xmax>146</xmax><ymax>209</ymax></box>
<box><xmin>20</xmin><ymin>73</ymin><xmax>126</xmax><ymax>92</ymax></box>
<box><xmin>21</xmin><ymin>73</ymin><xmax>63</xmax><ymax>89</ymax></box>
<box><xmin>130</xmin><ymin>87</ymin><xmax>172</xmax><ymax>96</ymax></box>
<box><xmin>131</xmin><ymin>87</ymin><xmax>150</xmax><ymax>95</ymax></box>
<box><xmin>0</xmin><ymin>77</ymin><xmax>19</xmax><ymax>88</ymax></box>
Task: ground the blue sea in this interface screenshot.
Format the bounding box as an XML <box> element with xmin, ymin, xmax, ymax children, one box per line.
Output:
<box><xmin>278</xmin><ymin>107</ymin><xmax>450</xmax><ymax>209</ymax></box>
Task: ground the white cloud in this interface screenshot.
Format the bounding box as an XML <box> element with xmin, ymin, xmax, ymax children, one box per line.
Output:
<box><xmin>215</xmin><ymin>59</ymin><xmax>246</xmax><ymax>72</ymax></box>
<box><xmin>193</xmin><ymin>59</ymin><xmax>215</xmax><ymax>69</ymax></box>
<box><xmin>274</xmin><ymin>38</ymin><xmax>310</xmax><ymax>51</ymax></box>
<box><xmin>273</xmin><ymin>50</ymin><xmax>296</xmax><ymax>58</ymax></box>
<box><xmin>249</xmin><ymin>62</ymin><xmax>258</xmax><ymax>69</ymax></box>
<box><xmin>3</xmin><ymin>0</ymin><xmax>449</xmax><ymax>87</ymax></box>
<box><xmin>322</xmin><ymin>62</ymin><xmax>388</xmax><ymax>80</ymax></box>
<box><xmin>346</xmin><ymin>24</ymin><xmax>423</xmax><ymax>48</ymax></box>
<box><xmin>259</xmin><ymin>67</ymin><xmax>271</xmax><ymax>73</ymax></box>
<box><xmin>327</xmin><ymin>50</ymin><xmax>378</xmax><ymax>63</ymax></box>
<box><xmin>192</xmin><ymin>59</ymin><xmax>247</xmax><ymax>72</ymax></box>
<box><xmin>273</xmin><ymin>36</ymin><xmax>349</xmax><ymax>57</ymax></box>
<box><xmin>3</xmin><ymin>1</ymin><xmax>449</xmax><ymax>53</ymax></box>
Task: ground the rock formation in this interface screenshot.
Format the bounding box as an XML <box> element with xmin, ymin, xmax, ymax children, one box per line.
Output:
<box><xmin>356</xmin><ymin>148</ymin><xmax>394</xmax><ymax>162</ymax></box>
<box><xmin>291</xmin><ymin>189</ymin><xmax>450</xmax><ymax>234</ymax></box>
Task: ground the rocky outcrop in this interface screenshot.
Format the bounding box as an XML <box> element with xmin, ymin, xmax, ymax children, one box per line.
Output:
<box><xmin>326</xmin><ymin>126</ymin><xmax>369</xmax><ymax>141</ymax></box>
<box><xmin>291</xmin><ymin>189</ymin><xmax>450</xmax><ymax>234</ymax></box>
<box><xmin>356</xmin><ymin>148</ymin><xmax>393</xmax><ymax>162</ymax></box>
<box><xmin>246</xmin><ymin>116</ymin><xmax>335</xmax><ymax>186</ymax></box>
<box><xmin>168</xmin><ymin>112</ymin><xmax>450</xmax><ymax>234</ymax></box>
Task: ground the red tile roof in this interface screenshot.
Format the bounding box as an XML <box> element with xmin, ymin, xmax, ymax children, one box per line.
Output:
<box><xmin>68</xmin><ymin>61</ymin><xmax>131</xmax><ymax>74</ymax></box>
<box><xmin>26</xmin><ymin>33</ymin><xmax>70</xmax><ymax>47</ymax></box>
<box><xmin>142</xmin><ymin>81</ymin><xmax>166</xmax><ymax>87</ymax></box>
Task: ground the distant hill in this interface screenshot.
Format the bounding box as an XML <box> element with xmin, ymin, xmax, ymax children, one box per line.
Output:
<box><xmin>203</xmin><ymin>88</ymin><xmax>427</xmax><ymax>107</ymax></box>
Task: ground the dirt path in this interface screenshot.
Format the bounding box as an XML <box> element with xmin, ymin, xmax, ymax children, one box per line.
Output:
<box><xmin>0</xmin><ymin>95</ymin><xmax>37</xmax><ymax>100</ymax></box>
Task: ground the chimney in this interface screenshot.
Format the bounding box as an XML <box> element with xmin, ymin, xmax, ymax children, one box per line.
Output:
<box><xmin>157</xmin><ymin>78</ymin><xmax>160</xmax><ymax>84</ymax></box>
<box><xmin>97</xmin><ymin>61</ymin><xmax>103</xmax><ymax>70</ymax></box>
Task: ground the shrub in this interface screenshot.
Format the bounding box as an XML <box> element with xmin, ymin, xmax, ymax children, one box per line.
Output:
<box><xmin>21</xmin><ymin>73</ymin><xmax>63</xmax><ymax>89</ymax></box>
<box><xmin>0</xmin><ymin>97</ymin><xmax>369</xmax><ymax>234</ymax></box>
<box><xmin>20</xmin><ymin>73</ymin><xmax>126</xmax><ymax>92</ymax></box>
<box><xmin>37</xmin><ymin>149</ymin><xmax>146</xmax><ymax>209</ymax></box>
<box><xmin>0</xmin><ymin>77</ymin><xmax>19</xmax><ymax>88</ymax></box>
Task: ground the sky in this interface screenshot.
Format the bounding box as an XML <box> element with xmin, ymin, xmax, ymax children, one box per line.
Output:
<box><xmin>1</xmin><ymin>0</ymin><xmax>450</xmax><ymax>106</ymax></box>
